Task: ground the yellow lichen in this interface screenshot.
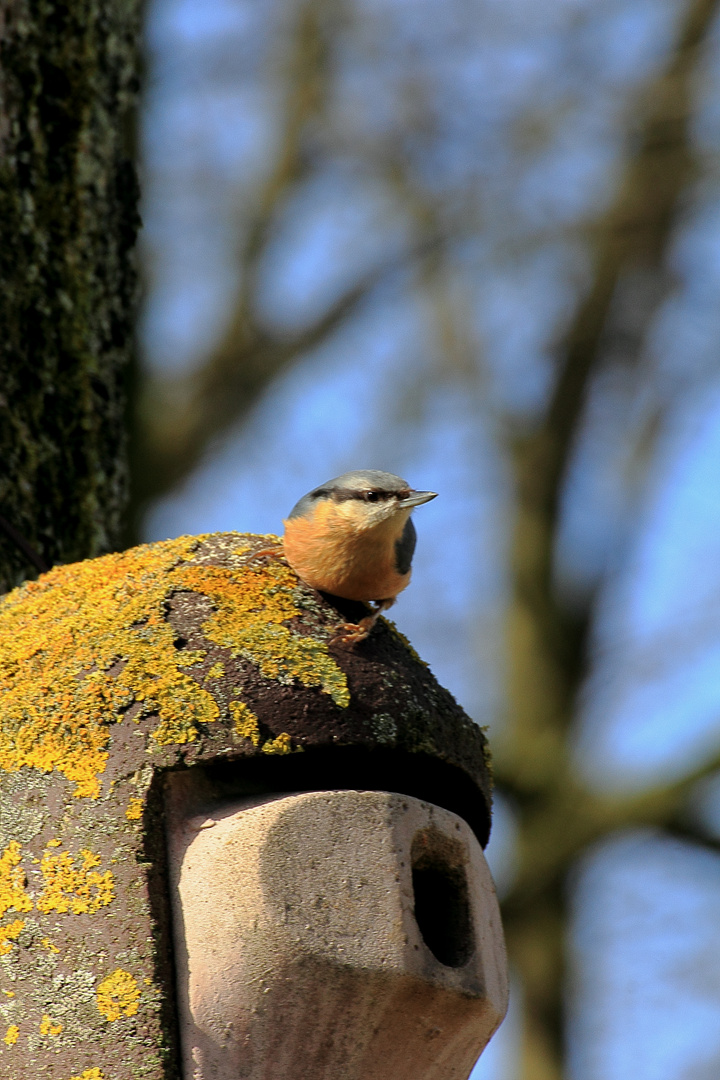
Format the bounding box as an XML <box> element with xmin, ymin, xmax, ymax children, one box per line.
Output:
<box><xmin>37</xmin><ymin>847</ymin><xmax>115</xmax><ymax>915</ymax></box>
<box><xmin>2</xmin><ymin>990</ymin><xmax>14</xmax><ymax>998</ymax></box>
<box><xmin>182</xmin><ymin>559</ymin><xmax>350</xmax><ymax>707</ymax></box>
<box><xmin>386</xmin><ymin>621</ymin><xmax>429</xmax><ymax>667</ymax></box>
<box><xmin>207</xmin><ymin>662</ymin><xmax>224</xmax><ymax>678</ymax></box>
<box><xmin>3</xmin><ymin>1024</ymin><xmax>18</xmax><ymax>1046</ymax></box>
<box><xmin>40</xmin><ymin>1014</ymin><xmax>63</xmax><ymax>1036</ymax></box>
<box><xmin>125</xmin><ymin>797</ymin><xmax>143</xmax><ymax>821</ymax></box>
<box><xmin>41</xmin><ymin>937</ymin><xmax>60</xmax><ymax>954</ymax></box>
<box><xmin>68</xmin><ymin>1071</ymin><xmax>105</xmax><ymax>1080</ymax></box>
<box><xmin>0</xmin><ymin>535</ymin><xmax>349</xmax><ymax>798</ymax></box>
<box><xmin>0</xmin><ymin>920</ymin><xmax>24</xmax><ymax>956</ymax></box>
<box><xmin>0</xmin><ymin>842</ymin><xmax>32</xmax><ymax>919</ymax></box>
<box><xmin>96</xmin><ymin>969</ymin><xmax>140</xmax><ymax>1022</ymax></box>
<box><xmin>150</xmin><ymin>703</ymin><xmax>213</xmax><ymax>747</ymax></box>
<box><xmin>261</xmin><ymin>732</ymin><xmax>295</xmax><ymax>755</ymax></box>
<box><xmin>230</xmin><ymin>701</ymin><xmax>260</xmax><ymax>746</ymax></box>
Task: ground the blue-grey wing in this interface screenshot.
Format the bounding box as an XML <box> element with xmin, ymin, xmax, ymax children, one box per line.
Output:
<box><xmin>394</xmin><ymin>517</ymin><xmax>416</xmax><ymax>576</ymax></box>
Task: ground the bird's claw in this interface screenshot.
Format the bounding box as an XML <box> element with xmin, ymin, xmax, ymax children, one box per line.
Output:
<box><xmin>329</xmin><ymin>599</ymin><xmax>395</xmax><ymax>648</ymax></box>
<box><xmin>330</xmin><ymin>617</ymin><xmax>375</xmax><ymax>647</ymax></box>
<box><xmin>250</xmin><ymin>545</ymin><xmax>286</xmax><ymax>562</ymax></box>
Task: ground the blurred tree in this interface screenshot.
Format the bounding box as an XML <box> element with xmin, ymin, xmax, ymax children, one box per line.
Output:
<box><xmin>130</xmin><ymin>0</ymin><xmax>438</xmax><ymax>526</ymax></box>
<box><xmin>134</xmin><ymin>0</ymin><xmax>720</xmax><ymax>1076</ymax></box>
<box><xmin>0</xmin><ymin>0</ymin><xmax>141</xmax><ymax>592</ymax></box>
<box><xmin>498</xmin><ymin>2</ymin><xmax>720</xmax><ymax>1074</ymax></box>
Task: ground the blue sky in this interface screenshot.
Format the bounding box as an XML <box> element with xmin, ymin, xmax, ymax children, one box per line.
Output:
<box><xmin>140</xmin><ymin>0</ymin><xmax>720</xmax><ymax>1074</ymax></box>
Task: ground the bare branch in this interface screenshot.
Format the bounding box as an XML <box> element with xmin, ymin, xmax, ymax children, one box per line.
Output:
<box><xmin>130</xmin><ymin>0</ymin><xmax>339</xmax><ymax>527</ymax></box>
<box><xmin>533</xmin><ymin>0</ymin><xmax>718</xmax><ymax>522</ymax></box>
<box><xmin>500</xmin><ymin>747</ymin><xmax>720</xmax><ymax>913</ymax></box>
<box><xmin>133</xmin><ymin>232</ymin><xmax>447</xmax><ymax>511</ymax></box>
<box><xmin>498</xmin><ymin>5</ymin><xmax>720</xmax><ymax>1074</ymax></box>
<box><xmin>504</xmin><ymin>0</ymin><xmax>720</xmax><ymax>759</ymax></box>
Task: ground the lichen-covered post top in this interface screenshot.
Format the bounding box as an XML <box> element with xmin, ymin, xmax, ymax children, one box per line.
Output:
<box><xmin>0</xmin><ymin>532</ymin><xmax>494</xmax><ymax>1079</ymax></box>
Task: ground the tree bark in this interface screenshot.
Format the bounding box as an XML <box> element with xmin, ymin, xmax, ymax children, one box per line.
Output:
<box><xmin>0</xmin><ymin>0</ymin><xmax>141</xmax><ymax>592</ymax></box>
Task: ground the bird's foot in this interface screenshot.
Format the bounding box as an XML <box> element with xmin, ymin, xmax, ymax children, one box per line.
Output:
<box><xmin>250</xmin><ymin>544</ymin><xmax>286</xmax><ymax>562</ymax></box>
<box><xmin>330</xmin><ymin>598</ymin><xmax>395</xmax><ymax>648</ymax></box>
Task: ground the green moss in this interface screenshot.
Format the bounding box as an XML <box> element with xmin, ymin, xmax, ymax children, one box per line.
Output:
<box><xmin>383</xmin><ymin>620</ymin><xmax>429</xmax><ymax>668</ymax></box>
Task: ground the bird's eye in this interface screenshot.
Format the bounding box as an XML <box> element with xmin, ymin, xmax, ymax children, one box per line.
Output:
<box><xmin>364</xmin><ymin>491</ymin><xmax>380</xmax><ymax>502</ymax></box>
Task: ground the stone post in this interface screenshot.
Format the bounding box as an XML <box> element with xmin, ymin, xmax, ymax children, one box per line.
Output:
<box><xmin>0</xmin><ymin>531</ymin><xmax>507</xmax><ymax>1078</ymax></box>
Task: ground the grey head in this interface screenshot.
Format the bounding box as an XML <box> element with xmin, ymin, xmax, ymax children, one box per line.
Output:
<box><xmin>287</xmin><ymin>470</ymin><xmax>437</xmax><ymax>520</ymax></box>
<box><xmin>287</xmin><ymin>470</ymin><xmax>438</xmax><ymax>577</ymax></box>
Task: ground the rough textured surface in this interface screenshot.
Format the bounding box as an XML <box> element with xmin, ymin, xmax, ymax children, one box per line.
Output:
<box><xmin>0</xmin><ymin>0</ymin><xmax>140</xmax><ymax>592</ymax></box>
<box><xmin>167</xmin><ymin>789</ymin><xmax>508</xmax><ymax>1080</ymax></box>
<box><xmin>0</xmin><ymin>532</ymin><xmax>493</xmax><ymax>1077</ymax></box>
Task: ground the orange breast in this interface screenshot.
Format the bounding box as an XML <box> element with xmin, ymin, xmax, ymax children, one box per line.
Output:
<box><xmin>283</xmin><ymin>502</ymin><xmax>411</xmax><ymax>602</ymax></box>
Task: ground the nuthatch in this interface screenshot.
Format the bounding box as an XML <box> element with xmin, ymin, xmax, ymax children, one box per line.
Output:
<box><xmin>283</xmin><ymin>470</ymin><xmax>437</xmax><ymax>643</ymax></box>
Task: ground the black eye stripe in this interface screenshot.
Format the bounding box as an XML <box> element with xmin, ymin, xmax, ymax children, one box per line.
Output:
<box><xmin>336</xmin><ymin>489</ymin><xmax>395</xmax><ymax>502</ymax></box>
<box><xmin>327</xmin><ymin>488</ymin><xmax>412</xmax><ymax>503</ymax></box>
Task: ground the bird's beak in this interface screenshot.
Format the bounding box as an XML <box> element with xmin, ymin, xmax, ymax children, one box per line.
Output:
<box><xmin>402</xmin><ymin>490</ymin><xmax>438</xmax><ymax>508</ymax></box>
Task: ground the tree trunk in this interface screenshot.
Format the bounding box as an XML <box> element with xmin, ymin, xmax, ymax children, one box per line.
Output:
<box><xmin>0</xmin><ymin>0</ymin><xmax>141</xmax><ymax>592</ymax></box>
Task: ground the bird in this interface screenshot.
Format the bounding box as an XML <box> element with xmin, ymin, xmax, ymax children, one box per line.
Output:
<box><xmin>282</xmin><ymin>470</ymin><xmax>437</xmax><ymax>644</ymax></box>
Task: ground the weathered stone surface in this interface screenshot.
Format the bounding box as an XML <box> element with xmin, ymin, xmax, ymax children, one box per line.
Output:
<box><xmin>167</xmin><ymin>789</ymin><xmax>508</xmax><ymax>1080</ymax></box>
<box><xmin>0</xmin><ymin>532</ymin><xmax>494</xmax><ymax>1077</ymax></box>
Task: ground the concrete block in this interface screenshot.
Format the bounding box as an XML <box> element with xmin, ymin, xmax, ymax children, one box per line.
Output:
<box><xmin>167</xmin><ymin>789</ymin><xmax>508</xmax><ymax>1080</ymax></box>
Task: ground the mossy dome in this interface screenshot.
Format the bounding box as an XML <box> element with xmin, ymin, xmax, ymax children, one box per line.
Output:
<box><xmin>0</xmin><ymin>532</ymin><xmax>493</xmax><ymax>1077</ymax></box>
<box><xmin>0</xmin><ymin>531</ymin><xmax>492</xmax><ymax>842</ymax></box>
